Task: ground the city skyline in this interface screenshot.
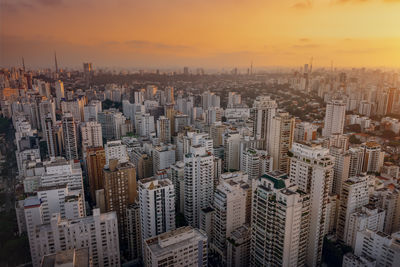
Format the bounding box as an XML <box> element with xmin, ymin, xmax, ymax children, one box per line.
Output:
<box><xmin>2</xmin><ymin>0</ymin><xmax>400</xmax><ymax>68</ymax></box>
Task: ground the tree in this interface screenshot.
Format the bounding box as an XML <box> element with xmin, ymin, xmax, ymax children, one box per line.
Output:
<box><xmin>381</xmin><ymin>130</ymin><xmax>396</xmax><ymax>139</ymax></box>
<box><xmin>349</xmin><ymin>135</ymin><xmax>362</xmax><ymax>144</ymax></box>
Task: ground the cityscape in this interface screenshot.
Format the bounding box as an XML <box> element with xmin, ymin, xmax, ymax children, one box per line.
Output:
<box><xmin>1</xmin><ymin>1</ymin><xmax>400</xmax><ymax>267</ymax></box>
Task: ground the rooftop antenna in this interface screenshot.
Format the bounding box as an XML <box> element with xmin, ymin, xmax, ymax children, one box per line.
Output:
<box><xmin>54</xmin><ymin>51</ymin><xmax>58</xmax><ymax>73</ymax></box>
<box><xmin>22</xmin><ymin>57</ymin><xmax>25</xmax><ymax>72</ymax></box>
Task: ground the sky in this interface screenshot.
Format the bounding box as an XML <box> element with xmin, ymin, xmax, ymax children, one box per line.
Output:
<box><xmin>1</xmin><ymin>0</ymin><xmax>400</xmax><ymax>69</ymax></box>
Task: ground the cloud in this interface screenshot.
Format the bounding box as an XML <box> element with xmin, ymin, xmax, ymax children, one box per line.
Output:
<box><xmin>292</xmin><ymin>0</ymin><xmax>313</xmax><ymax>9</ymax></box>
<box><xmin>292</xmin><ymin>44</ymin><xmax>320</xmax><ymax>49</ymax></box>
<box><xmin>334</xmin><ymin>0</ymin><xmax>370</xmax><ymax>4</ymax></box>
<box><xmin>0</xmin><ymin>0</ymin><xmax>63</xmax><ymax>13</ymax></box>
<box><xmin>124</xmin><ymin>40</ymin><xmax>191</xmax><ymax>51</ymax></box>
<box><xmin>299</xmin><ymin>38</ymin><xmax>310</xmax><ymax>42</ymax></box>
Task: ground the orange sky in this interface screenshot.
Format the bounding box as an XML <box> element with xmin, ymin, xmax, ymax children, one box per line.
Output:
<box><xmin>1</xmin><ymin>0</ymin><xmax>400</xmax><ymax>69</ymax></box>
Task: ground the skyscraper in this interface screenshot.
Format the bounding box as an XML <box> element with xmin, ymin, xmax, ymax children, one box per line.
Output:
<box><xmin>62</xmin><ymin>113</ymin><xmax>78</xmax><ymax>160</ymax></box>
<box><xmin>139</xmin><ymin>177</ymin><xmax>175</xmax><ymax>243</ymax></box>
<box><xmin>251</xmin><ymin>171</ymin><xmax>310</xmax><ymax>267</ymax></box>
<box><xmin>322</xmin><ymin>99</ymin><xmax>346</xmax><ymax>137</ymax></box>
<box><xmin>103</xmin><ymin>159</ymin><xmax>137</xmax><ymax>241</ymax></box>
<box><xmin>80</xmin><ymin>121</ymin><xmax>103</xmax><ymax>154</ymax></box>
<box><xmin>184</xmin><ymin>145</ymin><xmax>214</xmax><ymax>228</ymax></box>
<box><xmin>86</xmin><ymin>147</ymin><xmax>106</xmax><ymax>203</ymax></box>
<box><xmin>268</xmin><ymin>111</ymin><xmax>294</xmax><ymax>173</ymax></box>
<box><xmin>55</xmin><ymin>80</ymin><xmax>65</xmax><ymax>109</ymax></box>
<box><xmin>289</xmin><ymin>142</ymin><xmax>334</xmax><ymax>266</ymax></box>
<box><xmin>156</xmin><ymin>116</ymin><xmax>171</xmax><ymax>144</ymax></box>
<box><xmin>251</xmin><ymin>96</ymin><xmax>277</xmax><ymax>150</ymax></box>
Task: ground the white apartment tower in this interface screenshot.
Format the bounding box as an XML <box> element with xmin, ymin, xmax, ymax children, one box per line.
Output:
<box><xmin>144</xmin><ymin>226</ymin><xmax>208</xmax><ymax>267</ymax></box>
<box><xmin>139</xmin><ymin>177</ymin><xmax>176</xmax><ymax>242</ymax></box>
<box><xmin>251</xmin><ymin>171</ymin><xmax>310</xmax><ymax>267</ymax></box>
<box><xmin>289</xmin><ymin>142</ymin><xmax>334</xmax><ymax>267</ymax></box>
<box><xmin>336</xmin><ymin>175</ymin><xmax>370</xmax><ymax>242</ymax></box>
<box><xmin>322</xmin><ymin>99</ymin><xmax>346</xmax><ymax>137</ymax></box>
<box><xmin>80</xmin><ymin>121</ymin><xmax>103</xmax><ymax>153</ymax></box>
<box><xmin>28</xmin><ymin>209</ymin><xmax>119</xmax><ymax>267</ymax></box>
<box><xmin>268</xmin><ymin>111</ymin><xmax>294</xmax><ymax>173</ymax></box>
<box><xmin>184</xmin><ymin>145</ymin><xmax>214</xmax><ymax>228</ymax></box>
<box><xmin>251</xmin><ymin>96</ymin><xmax>277</xmax><ymax>150</ymax></box>
<box><xmin>62</xmin><ymin>113</ymin><xmax>78</xmax><ymax>160</ymax></box>
<box><xmin>212</xmin><ymin>172</ymin><xmax>250</xmax><ymax>263</ymax></box>
<box><xmin>156</xmin><ymin>116</ymin><xmax>171</xmax><ymax>144</ymax></box>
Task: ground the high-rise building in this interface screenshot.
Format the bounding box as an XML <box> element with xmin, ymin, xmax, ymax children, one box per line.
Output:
<box><xmin>126</xmin><ymin>203</ymin><xmax>142</xmax><ymax>261</ymax></box>
<box><xmin>40</xmin><ymin>157</ymin><xmax>84</xmax><ymax>192</ymax></box>
<box><xmin>289</xmin><ymin>142</ymin><xmax>334</xmax><ymax>266</ymax></box>
<box><xmin>336</xmin><ymin>175</ymin><xmax>370</xmax><ymax>242</ymax></box>
<box><xmin>165</xmin><ymin>86</ymin><xmax>174</xmax><ymax>104</ymax></box>
<box><xmin>184</xmin><ymin>145</ymin><xmax>214</xmax><ymax>228</ymax></box>
<box><xmin>80</xmin><ymin>121</ymin><xmax>103</xmax><ymax>154</ymax></box>
<box><xmin>103</xmin><ymin>160</ymin><xmax>137</xmax><ymax>241</ymax></box>
<box><xmin>240</xmin><ymin>148</ymin><xmax>273</xmax><ymax>180</ymax></box>
<box><xmin>322</xmin><ymin>99</ymin><xmax>346</xmax><ymax>137</ymax></box>
<box><xmin>28</xmin><ymin>209</ymin><xmax>119</xmax><ymax>267</ymax></box>
<box><xmin>152</xmin><ymin>144</ymin><xmax>176</xmax><ymax>172</ymax></box>
<box><xmin>86</xmin><ymin>147</ymin><xmax>106</xmax><ymax>203</ymax></box>
<box><xmin>268</xmin><ymin>112</ymin><xmax>294</xmax><ymax>173</ymax></box>
<box><xmin>349</xmin><ymin>147</ymin><xmax>364</xmax><ymax>177</ymax></box>
<box><xmin>98</xmin><ymin>109</ymin><xmax>127</xmax><ymax>140</ymax></box>
<box><xmin>169</xmin><ymin>161</ymin><xmax>185</xmax><ymax>213</ymax></box>
<box><xmin>330</xmin><ymin>146</ymin><xmax>350</xmax><ymax>195</ymax></box>
<box><xmin>143</xmin><ymin>226</ymin><xmax>208</xmax><ymax>267</ymax></box>
<box><xmin>345</xmin><ymin>204</ymin><xmax>385</xmax><ymax>248</ymax></box>
<box><xmin>251</xmin><ymin>171</ymin><xmax>310</xmax><ymax>267</ymax></box>
<box><xmin>55</xmin><ymin>80</ymin><xmax>65</xmax><ymax>109</ymax></box>
<box><xmin>251</xmin><ymin>96</ymin><xmax>277</xmax><ymax>150</ymax></box>
<box><xmin>156</xmin><ymin>116</ymin><xmax>171</xmax><ymax>144</ymax></box>
<box><xmin>362</xmin><ymin>142</ymin><xmax>385</xmax><ymax>173</ymax></box>
<box><xmin>62</xmin><ymin>113</ymin><xmax>78</xmax><ymax>160</ymax></box>
<box><xmin>226</xmin><ymin>224</ymin><xmax>251</xmax><ymax>267</ymax></box>
<box><xmin>139</xmin><ymin>177</ymin><xmax>175</xmax><ymax>245</ymax></box>
<box><xmin>224</xmin><ymin>132</ymin><xmax>241</xmax><ymax>171</ymax></box>
<box><xmin>294</xmin><ymin>121</ymin><xmax>318</xmax><ymax>142</ymax></box>
<box><xmin>211</xmin><ymin>172</ymin><xmax>250</xmax><ymax>263</ymax></box>
<box><xmin>44</xmin><ymin>116</ymin><xmax>63</xmax><ymax>157</ymax></box>
<box><xmin>104</xmin><ymin>140</ymin><xmax>129</xmax><ymax>166</ymax></box>
<box><xmin>210</xmin><ymin>123</ymin><xmax>226</xmax><ymax>148</ymax></box>
<box><xmin>351</xmin><ymin>229</ymin><xmax>400</xmax><ymax>266</ymax></box>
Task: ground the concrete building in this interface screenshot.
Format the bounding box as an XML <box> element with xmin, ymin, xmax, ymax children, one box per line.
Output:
<box><xmin>184</xmin><ymin>145</ymin><xmax>214</xmax><ymax>228</ymax></box>
<box><xmin>212</xmin><ymin>173</ymin><xmax>250</xmax><ymax>263</ymax></box>
<box><xmin>362</xmin><ymin>142</ymin><xmax>385</xmax><ymax>173</ymax></box>
<box><xmin>224</xmin><ymin>132</ymin><xmax>241</xmax><ymax>171</ymax></box>
<box><xmin>29</xmin><ymin>209</ymin><xmax>119</xmax><ymax>267</ymax></box>
<box><xmin>139</xmin><ymin>177</ymin><xmax>175</xmax><ymax>246</ymax></box>
<box><xmin>345</xmin><ymin>204</ymin><xmax>385</xmax><ymax>248</ymax></box>
<box><xmin>156</xmin><ymin>116</ymin><xmax>171</xmax><ymax>144</ymax></box>
<box><xmin>240</xmin><ymin>148</ymin><xmax>273</xmax><ymax>181</ymax></box>
<box><xmin>294</xmin><ymin>121</ymin><xmax>318</xmax><ymax>142</ymax></box>
<box><xmin>268</xmin><ymin>111</ymin><xmax>294</xmax><ymax>173</ymax></box>
<box><xmin>62</xmin><ymin>113</ymin><xmax>78</xmax><ymax>160</ymax></box>
<box><xmin>251</xmin><ymin>96</ymin><xmax>277</xmax><ymax>150</ymax></box>
<box><xmin>336</xmin><ymin>175</ymin><xmax>370</xmax><ymax>242</ymax></box>
<box><xmin>104</xmin><ymin>140</ymin><xmax>129</xmax><ymax>166</ymax></box>
<box><xmin>330</xmin><ymin>146</ymin><xmax>350</xmax><ymax>195</ymax></box>
<box><xmin>226</xmin><ymin>225</ymin><xmax>251</xmax><ymax>267</ymax></box>
<box><xmin>103</xmin><ymin>160</ymin><xmax>137</xmax><ymax>241</ymax></box>
<box><xmin>80</xmin><ymin>121</ymin><xmax>103</xmax><ymax>154</ymax></box>
<box><xmin>152</xmin><ymin>144</ymin><xmax>175</xmax><ymax>172</ymax></box>
<box><xmin>322</xmin><ymin>99</ymin><xmax>346</xmax><ymax>137</ymax></box>
<box><xmin>251</xmin><ymin>171</ymin><xmax>310</xmax><ymax>267</ymax></box>
<box><xmin>126</xmin><ymin>203</ymin><xmax>142</xmax><ymax>261</ymax></box>
<box><xmin>86</xmin><ymin>147</ymin><xmax>106</xmax><ymax>203</ymax></box>
<box><xmin>289</xmin><ymin>142</ymin><xmax>334</xmax><ymax>266</ymax></box>
<box><xmin>143</xmin><ymin>226</ymin><xmax>208</xmax><ymax>267</ymax></box>
<box><xmin>353</xmin><ymin>230</ymin><xmax>400</xmax><ymax>266</ymax></box>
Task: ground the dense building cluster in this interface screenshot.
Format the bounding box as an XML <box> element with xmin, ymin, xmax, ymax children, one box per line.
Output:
<box><xmin>1</xmin><ymin>64</ymin><xmax>400</xmax><ymax>266</ymax></box>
